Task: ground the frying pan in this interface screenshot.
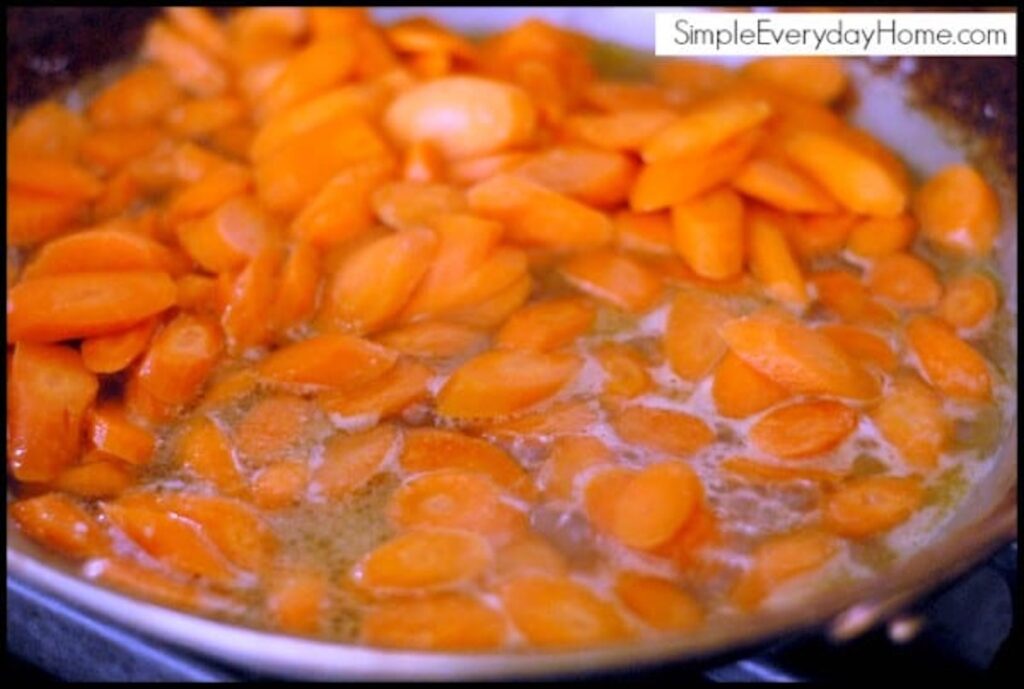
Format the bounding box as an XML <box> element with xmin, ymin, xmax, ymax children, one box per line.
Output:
<box><xmin>6</xmin><ymin>6</ymin><xmax>1018</xmax><ymax>680</ymax></box>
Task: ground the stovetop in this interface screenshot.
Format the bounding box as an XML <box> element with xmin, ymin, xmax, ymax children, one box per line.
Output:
<box><xmin>7</xmin><ymin>543</ymin><xmax>1017</xmax><ymax>682</ymax></box>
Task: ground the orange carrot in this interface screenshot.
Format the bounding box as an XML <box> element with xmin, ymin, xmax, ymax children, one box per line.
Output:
<box><xmin>824</xmin><ymin>476</ymin><xmax>924</xmax><ymax>539</ymax></box>
<box><xmin>751</xmin><ymin>400</ymin><xmax>858</xmax><ymax>459</ymax></box>
<box><xmin>88</xmin><ymin>404</ymin><xmax>157</xmax><ymax>465</ymax></box>
<box><xmin>88</xmin><ymin>65</ymin><xmax>183</xmax><ymax>127</ymax></box>
<box><xmin>611</xmin><ymin>405</ymin><xmax>715</xmax><ymax>456</ymax></box>
<box><xmin>712</xmin><ymin>351</ymin><xmax>791</xmax><ymax>419</ymax></box>
<box><xmin>314</xmin><ymin>425</ymin><xmax>398</xmax><ymax>499</ymax></box>
<box><xmin>11</xmin><ymin>494</ymin><xmax>110</xmax><ymax>559</ymax></box>
<box><xmin>867</xmin><ymin>252</ymin><xmax>942</xmax><ymax>309</ymax></box>
<box><xmin>748</xmin><ymin>208</ymin><xmax>808</xmax><ymax>307</ymax></box>
<box><xmin>176</xmin><ymin>415</ymin><xmax>247</xmax><ymax>497</ymax></box>
<box><xmin>871</xmin><ymin>373</ymin><xmax>949</xmax><ymax>471</ymax></box>
<box><xmin>905</xmin><ymin>315</ymin><xmax>992</xmax><ymax>401</ymax></box>
<box><xmin>560</xmin><ymin>250</ymin><xmax>663</xmax><ymax>313</ymax></box>
<box><xmin>81</xmin><ymin>320</ymin><xmax>158</xmax><ymax>374</ymax></box>
<box><xmin>496</xmin><ymin>298</ymin><xmax>595</xmax><ymax>352</ymax></box>
<box><xmin>136</xmin><ymin>312</ymin><xmax>224</xmax><ymax>407</ymax></box>
<box><xmin>513</xmin><ymin>146</ymin><xmax>637</xmax><ymax>208</ymax></box>
<box><xmin>318</xmin><ymin>359</ymin><xmax>433</xmax><ymax>419</ymax></box>
<box><xmin>362</xmin><ymin>594</ymin><xmax>506</xmax><ymax>650</ymax></box>
<box><xmin>258</xmin><ymin>334</ymin><xmax>398</xmax><ymax>389</ymax></box>
<box><xmin>938</xmin><ymin>273</ymin><xmax>999</xmax><ymax>331</ymax></box>
<box><xmin>913</xmin><ymin>164</ymin><xmax>1000</xmax><ymax>256</ymax></box>
<box><xmin>499</xmin><ymin>575</ymin><xmax>629</xmax><ymax>648</ymax></box>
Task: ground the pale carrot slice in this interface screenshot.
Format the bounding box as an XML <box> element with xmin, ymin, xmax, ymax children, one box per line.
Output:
<box><xmin>499</xmin><ymin>575</ymin><xmax>630</xmax><ymax>648</ymax></box>
<box><xmin>751</xmin><ymin>400</ymin><xmax>858</xmax><ymax>459</ymax></box>
<box><xmin>8</xmin><ymin>344</ymin><xmax>98</xmax><ymax>482</ymax></box>
<box><xmin>846</xmin><ymin>215</ymin><xmax>916</xmax><ymax>258</ymax></box>
<box><xmin>495</xmin><ymin>534</ymin><xmax>569</xmax><ymax>579</ymax></box>
<box><xmin>53</xmin><ymin>453</ymin><xmax>135</xmax><ymax>499</ymax></box>
<box><xmin>742</xmin><ymin>57</ymin><xmax>847</xmax><ymax>103</ymax></box>
<box><xmin>7</xmin><ymin>271</ymin><xmax>176</xmax><ymax>343</ymax></box>
<box><xmin>664</xmin><ymin>290</ymin><xmax>734</xmax><ymax>381</ymax></box>
<box><xmin>671</xmin><ymin>187</ymin><xmax>746</xmax><ymax>280</ymax></box>
<box><xmin>937</xmin><ymin>273</ymin><xmax>999</xmax><ymax>331</ymax></box>
<box><xmin>88</xmin><ymin>404</ymin><xmax>156</xmax><ymax>465</ymax></box>
<box><xmin>720</xmin><ymin>310</ymin><xmax>881</xmax><ymax>400</ymax></box>
<box><xmin>712</xmin><ymin>351</ymin><xmax>791</xmax><ymax>419</ymax></box>
<box><xmin>817</xmin><ymin>324</ymin><xmax>897</xmax><ymax>373</ymax></box>
<box><xmin>720</xmin><ymin>457</ymin><xmax>840</xmax><ymax>486</ymax></box>
<box><xmin>584</xmin><ymin>81</ymin><xmax>670</xmax><ymax>111</ymax></box>
<box><xmin>318</xmin><ymin>359</ymin><xmax>433</xmax><ymax>419</ymax></box>
<box><xmin>593</xmin><ymin>342</ymin><xmax>652</xmax><ymax>399</ymax></box>
<box><xmin>913</xmin><ymin>164</ymin><xmax>1000</xmax><ymax>257</ymax></box>
<box><xmin>496</xmin><ymin>297</ymin><xmax>595</xmax><ymax>352</ymax></box>
<box><xmin>354</xmin><ymin>528</ymin><xmax>493</xmax><ymax>591</ymax></box>
<box><xmin>824</xmin><ymin>476</ymin><xmax>925</xmax><ymax>539</ymax></box>
<box><xmin>81</xmin><ymin>320</ymin><xmax>158</xmax><ymax>374</ymax></box>
<box><xmin>871</xmin><ymin>373</ymin><xmax>949</xmax><ymax>471</ymax></box>
<box><xmin>258</xmin><ymin>334</ymin><xmax>398</xmax><ymax>389</ymax></box>
<box><xmin>166</xmin><ymin>163</ymin><xmax>254</xmax><ymax>230</ymax></box>
<box><xmin>436</xmin><ymin>349</ymin><xmax>581</xmax><ymax>419</ymax></box>
<box><xmin>314</xmin><ymin>425</ymin><xmax>398</xmax><ymax>499</ymax></box>
<box><xmin>376</xmin><ymin>321</ymin><xmax>487</xmax><ymax>359</ymax></box>
<box><xmin>175</xmin><ymin>415</ymin><xmax>247</xmax><ymax>497</ymax></box>
<box><xmin>235</xmin><ymin>394</ymin><xmax>324</xmax><ymax>465</ymax></box>
<box><xmin>361</xmin><ymin>593</ymin><xmax>506</xmax><ymax>650</ymax></box>
<box><xmin>384</xmin><ymin>76</ymin><xmax>536</xmax><ymax>159</ymax></box>
<box><xmin>611</xmin><ymin>461</ymin><xmax>703</xmax><ymax>550</ymax></box>
<box><xmin>642</xmin><ymin>93</ymin><xmax>771</xmax><ymax>161</ymax></box>
<box><xmin>867</xmin><ymin>252</ymin><xmax>943</xmax><ymax>309</ymax></box>
<box><xmin>748</xmin><ymin>208</ymin><xmax>808</xmax><ymax>307</ymax></box>
<box><xmin>614</xmin><ymin>572</ymin><xmax>705</xmax><ymax>633</ymax></box>
<box><xmin>448</xmin><ymin>150</ymin><xmax>530</xmax><ymax>185</ymax></box>
<box><xmin>267</xmin><ymin>569</ymin><xmax>329</xmax><ymax>635</ymax></box>
<box><xmin>905</xmin><ymin>315</ymin><xmax>992</xmax><ymax>401</ymax></box>
<box><xmin>732</xmin><ymin>529</ymin><xmax>838</xmax><ymax>610</ymax></box>
<box><xmin>136</xmin><ymin>313</ymin><xmax>224</xmax><ymax>407</ymax></box>
<box><xmin>513</xmin><ymin>146</ymin><xmax>637</xmax><ymax>207</ymax></box>
<box><xmin>560</xmin><ymin>250</ymin><xmax>663</xmax><ymax>313</ymax></box>
<box><xmin>252</xmin><ymin>462</ymin><xmax>309</xmax><ymax>510</ymax></box>
<box><xmin>11</xmin><ymin>494</ymin><xmax>110</xmax><ymax>559</ymax></box>
<box><xmin>610</xmin><ymin>406</ymin><xmax>715</xmax><ymax>457</ymax></box>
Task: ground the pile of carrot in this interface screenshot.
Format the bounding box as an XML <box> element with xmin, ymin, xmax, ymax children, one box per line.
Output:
<box><xmin>7</xmin><ymin>7</ymin><xmax>1008</xmax><ymax>651</ymax></box>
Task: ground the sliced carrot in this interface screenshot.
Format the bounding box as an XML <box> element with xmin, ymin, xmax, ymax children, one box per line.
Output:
<box><xmin>584</xmin><ymin>81</ymin><xmax>670</xmax><ymax>111</ymax></box>
<box><xmin>361</xmin><ymin>594</ymin><xmax>506</xmax><ymax>651</ymax></box>
<box><xmin>436</xmin><ymin>349</ymin><xmax>581</xmax><ymax>419</ymax></box>
<box><xmin>136</xmin><ymin>313</ymin><xmax>224</xmax><ymax>406</ymax></box>
<box><xmin>732</xmin><ymin>155</ymin><xmax>838</xmax><ymax>214</ymax></box>
<box><xmin>252</xmin><ymin>461</ymin><xmax>309</xmax><ymax>510</ymax></box>
<box><xmin>258</xmin><ymin>39</ymin><xmax>357</xmax><ymax>118</ymax></box>
<box><xmin>748</xmin><ymin>208</ymin><xmax>808</xmax><ymax>307</ymax></box>
<box><xmin>613</xmin><ymin>210</ymin><xmax>676</xmax><ymax>256</ymax></box>
<box><xmin>913</xmin><ymin>164</ymin><xmax>1000</xmax><ymax>256</ymax></box>
<box><xmin>499</xmin><ymin>575</ymin><xmax>630</xmax><ymax>648</ymax></box>
<box><xmin>399</xmin><ymin>428</ymin><xmax>536</xmax><ymax>502</ymax></box>
<box><xmin>593</xmin><ymin>342</ymin><xmax>652</xmax><ymax>399</ymax></box>
<box><xmin>53</xmin><ymin>453</ymin><xmax>135</xmax><ymax>499</ymax></box>
<box><xmin>513</xmin><ymin>146</ymin><xmax>637</xmax><ymax>208</ymax></box>
<box><xmin>6</xmin><ymin>188</ymin><xmax>85</xmax><ymax>247</ymax></box>
<box><xmin>611</xmin><ymin>461</ymin><xmax>703</xmax><ymax>550</ymax></box>
<box><xmin>11</xmin><ymin>494</ymin><xmax>110</xmax><ymax>559</ymax></box>
<box><xmin>541</xmin><ymin>436</ymin><xmax>614</xmax><ymax>501</ymax></box>
<box><xmin>817</xmin><ymin>324</ymin><xmax>897</xmax><ymax>373</ymax></box>
<box><xmin>142</xmin><ymin>20</ymin><xmax>227</xmax><ymax>98</ymax></box>
<box><xmin>198</xmin><ymin>367</ymin><xmax>260</xmax><ymax>409</ymax></box>
<box><xmin>308</xmin><ymin>7</ymin><xmax>368</xmax><ymax>37</ymax></box>
<box><xmin>468</xmin><ymin>173</ymin><xmax>614</xmax><ymax>249</ymax></box>
<box><xmin>751</xmin><ymin>400</ymin><xmax>858</xmax><ymax>459</ymax></box>
<box><xmin>732</xmin><ymin>529</ymin><xmax>838</xmax><ymax>610</ymax></box>
<box><xmin>81</xmin><ymin>126</ymin><xmax>166</xmax><ymax>172</ymax></box>
<box><xmin>810</xmin><ymin>268</ymin><xmax>896</xmax><ymax>327</ymax></box>
<box><xmin>87</xmin><ymin>404</ymin><xmax>156</xmax><ymax>465</ymax></box>
<box><xmin>176</xmin><ymin>415</ymin><xmax>247</xmax><ymax>497</ymax></box>
<box><xmin>384</xmin><ymin>76</ymin><xmax>536</xmax><ymax>160</ymax></box>
<box><xmin>267</xmin><ymin>569</ymin><xmax>329</xmax><ymax>634</ymax></box>
<box><xmin>654</xmin><ymin>58</ymin><xmax>734</xmax><ymax>99</ymax></box>
<box><xmin>258</xmin><ymin>333</ymin><xmax>398</xmax><ymax>389</ymax></box>
<box><xmin>401</xmin><ymin>140</ymin><xmax>446</xmax><ymax>183</ymax></box>
<box><xmin>712</xmin><ymin>351</ymin><xmax>790</xmax><ymax>419</ymax></box>
<box><xmin>88</xmin><ymin>557</ymin><xmax>241</xmax><ymax>615</ymax></box>
<box><xmin>846</xmin><ymin>215</ymin><xmax>916</xmax><ymax>258</ymax></box>
<box><xmin>824</xmin><ymin>476</ymin><xmax>925</xmax><ymax>539</ymax></box>
<box><xmin>319</xmin><ymin>359</ymin><xmax>433</xmax><ymax>419</ymax></box>
<box><xmin>177</xmin><ymin>196</ymin><xmax>271</xmax><ymax>273</ymax></box>
<box><xmin>8</xmin><ymin>154</ymin><xmax>102</xmax><ymax>201</ymax></box>
<box><xmin>87</xmin><ymin>65</ymin><xmax>183</xmax><ymax>127</ymax></box>
<box><xmin>905</xmin><ymin>315</ymin><xmax>992</xmax><ymax>401</ymax></box>
<box><xmin>496</xmin><ymin>297</ymin><xmax>595</xmax><ymax>352</ymax></box>
<box><xmin>8</xmin><ymin>344</ymin><xmax>98</xmax><ymax>482</ymax></box>
<box><xmin>165</xmin><ymin>163</ymin><xmax>254</xmax><ymax>226</ymax></box>
<box><xmin>8</xmin><ymin>100</ymin><xmax>87</xmax><ymax>159</ymax></box>
<box><xmin>560</xmin><ymin>250</ymin><xmax>663</xmax><ymax>313</ymax></box>
<box><xmin>671</xmin><ymin>187</ymin><xmax>746</xmax><ymax>281</ymax></box>
<box><xmin>221</xmin><ymin>242</ymin><xmax>281</xmax><ymax>353</ymax></box>
<box><xmin>643</xmin><ymin>93</ymin><xmax>770</xmax><ymax>162</ymax></box>
<box><xmin>742</xmin><ymin>57</ymin><xmax>847</xmax><ymax>103</ymax></box>
<box><xmin>871</xmin><ymin>373</ymin><xmax>949</xmax><ymax>471</ymax></box>
<box><xmin>610</xmin><ymin>405</ymin><xmax>714</xmax><ymax>456</ymax></box>
<box><xmin>444</xmin><ymin>274</ymin><xmax>533</xmax><ymax>329</ymax></box>
<box><xmin>937</xmin><ymin>273</ymin><xmax>999</xmax><ymax>331</ymax></box>
<box><xmin>164</xmin><ymin>7</ymin><xmax>229</xmax><ymax>60</ymax></box>
<box><xmin>495</xmin><ymin>534</ymin><xmax>569</xmax><ymax>579</ymax></box>
<box><xmin>664</xmin><ymin>290</ymin><xmax>734</xmax><ymax>381</ymax></box>
<box><xmin>354</xmin><ymin>528</ymin><xmax>493</xmax><ymax>591</ymax></box>
<box><xmin>372</xmin><ymin>181</ymin><xmax>467</xmax><ymax>232</ymax></box>
<box><xmin>81</xmin><ymin>320</ymin><xmax>158</xmax><ymax>374</ymax></box>
<box><xmin>448</xmin><ymin>150</ymin><xmax>530</xmax><ymax>186</ymax></box>
<box><xmin>291</xmin><ymin>158</ymin><xmax>395</xmax><ymax>246</ymax></box>
<box><xmin>783</xmin><ymin>214</ymin><xmax>857</xmax><ymax>260</ymax></box>
<box><xmin>721</xmin><ymin>457</ymin><xmax>840</xmax><ymax>486</ymax></box>
<box><xmin>314</xmin><ymin>425</ymin><xmax>398</xmax><ymax>499</ymax></box>
<box><xmin>386</xmin><ymin>16</ymin><xmax>477</xmax><ymax>62</ymax></box>
<box><xmin>375</xmin><ymin>321</ymin><xmax>487</xmax><ymax>359</ymax></box>
<box><xmin>164</xmin><ymin>96</ymin><xmax>243</xmax><ymax>138</ymax></box>
<box><xmin>867</xmin><ymin>252</ymin><xmax>943</xmax><ymax>309</ymax></box>
<box><xmin>235</xmin><ymin>394</ymin><xmax>324</xmax><ymax>465</ymax></box>
<box><xmin>720</xmin><ymin>310</ymin><xmax>881</xmax><ymax>400</ymax></box>
<box><xmin>564</xmin><ymin>109</ymin><xmax>678</xmax><ymax>153</ymax></box>
<box><xmin>482</xmin><ymin>399</ymin><xmax>598</xmax><ymax>439</ymax></box>
<box><xmin>21</xmin><ymin>229</ymin><xmax>182</xmax><ymax>281</ymax></box>
<box><xmin>614</xmin><ymin>572</ymin><xmax>704</xmax><ymax>633</ymax></box>
<box><xmin>271</xmin><ymin>241</ymin><xmax>321</xmax><ymax>333</ymax></box>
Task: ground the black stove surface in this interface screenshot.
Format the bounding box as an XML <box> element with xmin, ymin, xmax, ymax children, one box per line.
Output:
<box><xmin>6</xmin><ymin>543</ymin><xmax>1017</xmax><ymax>682</ymax></box>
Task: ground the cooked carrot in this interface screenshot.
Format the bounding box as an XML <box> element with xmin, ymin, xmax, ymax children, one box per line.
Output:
<box><xmin>319</xmin><ymin>359</ymin><xmax>433</xmax><ymax>419</ymax></box>
<box><xmin>748</xmin><ymin>208</ymin><xmax>808</xmax><ymax>307</ymax></box>
<box><xmin>495</xmin><ymin>534</ymin><xmax>569</xmax><ymax>579</ymax></box>
<box><xmin>584</xmin><ymin>81</ymin><xmax>670</xmax><ymax>111</ymax></box>
<box><xmin>164</xmin><ymin>7</ymin><xmax>229</xmax><ymax>59</ymax></box>
<box><xmin>291</xmin><ymin>158</ymin><xmax>395</xmax><ymax>245</ymax></box>
<box><xmin>88</xmin><ymin>65</ymin><xmax>183</xmax><ymax>127</ymax></box>
<box><xmin>498</xmin><ymin>575</ymin><xmax>630</xmax><ymax>648</ymax></box>
<box><xmin>178</xmin><ymin>196</ymin><xmax>271</xmax><ymax>272</ymax></box>
<box><xmin>314</xmin><ymin>425</ymin><xmax>398</xmax><ymax>499</ymax></box>
<box><xmin>654</xmin><ymin>58</ymin><xmax>734</xmax><ymax>98</ymax></box>
<box><xmin>720</xmin><ymin>310</ymin><xmax>881</xmax><ymax>400</ymax></box>
<box><xmin>483</xmin><ymin>399</ymin><xmax>598</xmax><ymax>439</ymax></box>
<box><xmin>271</xmin><ymin>241</ymin><xmax>321</xmax><ymax>333</ymax></box>
<box><xmin>21</xmin><ymin>229</ymin><xmax>182</xmax><ymax>281</ymax></box>
<box><xmin>614</xmin><ymin>572</ymin><xmax>704</xmax><ymax>633</ymax></box>
<box><xmin>444</xmin><ymin>274</ymin><xmax>533</xmax><ymax>329</ymax></box>
<box><xmin>142</xmin><ymin>20</ymin><xmax>228</xmax><ymax>98</ymax></box>
<box><xmin>165</xmin><ymin>164</ymin><xmax>254</xmax><ymax>227</ymax></box>
<box><xmin>810</xmin><ymin>268</ymin><xmax>896</xmax><ymax>327</ymax></box>
<box><xmin>89</xmin><ymin>556</ymin><xmax>241</xmax><ymax>615</ymax></box>
<box><xmin>307</xmin><ymin>7</ymin><xmax>368</xmax><ymax>37</ymax></box>
<box><xmin>671</xmin><ymin>187</ymin><xmax>746</xmax><ymax>281</ymax></box>
<box><xmin>136</xmin><ymin>313</ymin><xmax>224</xmax><ymax>406</ymax></box>
<box><xmin>267</xmin><ymin>568</ymin><xmax>329</xmax><ymax>634</ymax></box>
<box><xmin>401</xmin><ymin>140</ymin><xmax>446</xmax><ymax>183</ymax></box>
<box><xmin>80</xmin><ymin>320</ymin><xmax>158</xmax><ymax>375</ymax></box>
<box><xmin>53</xmin><ymin>453</ymin><xmax>134</xmax><ymax>499</ymax></box>
<box><xmin>372</xmin><ymin>181</ymin><xmax>467</xmax><ymax>232</ymax></box>
<box><xmin>871</xmin><ymin>373</ymin><xmax>949</xmax><ymax>471</ymax></box>
<box><xmin>664</xmin><ymin>290</ymin><xmax>734</xmax><ymax>381</ymax></box>
<box><xmin>867</xmin><ymin>252</ymin><xmax>943</xmax><ymax>309</ymax></box>
<box><xmin>817</xmin><ymin>324</ymin><xmax>897</xmax><ymax>373</ymax></box>
<box><xmin>8</xmin><ymin>100</ymin><xmax>87</xmax><ymax>160</ymax></box>
<box><xmin>6</xmin><ymin>188</ymin><xmax>84</xmax><ymax>247</ymax></box>
<box><xmin>824</xmin><ymin>476</ymin><xmax>925</xmax><ymax>539</ymax></box>
<box><xmin>541</xmin><ymin>436</ymin><xmax>614</xmax><ymax>501</ymax></box>
<box><xmin>198</xmin><ymin>367</ymin><xmax>260</xmax><ymax>409</ymax></box>
<box><xmin>448</xmin><ymin>150</ymin><xmax>530</xmax><ymax>186</ymax></box>
<box><xmin>386</xmin><ymin>76</ymin><xmax>536</xmax><ymax>159</ymax></box>
<box><xmin>783</xmin><ymin>214</ymin><xmax>857</xmax><ymax>260</ymax></box>
<box><xmin>496</xmin><ymin>297</ymin><xmax>595</xmax><ymax>352</ymax></box>
<box><xmin>564</xmin><ymin>109</ymin><xmax>678</xmax><ymax>153</ymax></box>
<box><xmin>257</xmin><ymin>39</ymin><xmax>357</xmax><ymax>118</ymax></box>
<box><xmin>468</xmin><ymin>173</ymin><xmax>614</xmax><ymax>249</ymax></box>
<box><xmin>732</xmin><ymin>155</ymin><xmax>838</xmax><ymax>214</ymax></box>
<box><xmin>732</xmin><ymin>529</ymin><xmax>838</xmax><ymax>610</ymax></box>
<box><xmin>221</xmin><ymin>242</ymin><xmax>281</xmax><ymax>353</ymax></box>
<box><xmin>362</xmin><ymin>594</ymin><xmax>506</xmax><ymax>650</ymax></box>
<box><xmin>560</xmin><ymin>250</ymin><xmax>663</xmax><ymax>313</ymax></box>
<box><xmin>721</xmin><ymin>456</ymin><xmax>840</xmax><ymax>486</ymax></box>
<box><xmin>8</xmin><ymin>154</ymin><xmax>102</xmax><ymax>201</ymax></box>
<box><xmin>386</xmin><ymin>16</ymin><xmax>477</xmax><ymax>62</ymax></box>
<box><xmin>354</xmin><ymin>528</ymin><xmax>493</xmax><ymax>592</ymax></box>
<box><xmin>613</xmin><ymin>210</ymin><xmax>676</xmax><ymax>256</ymax></box>
<box><xmin>88</xmin><ymin>404</ymin><xmax>156</xmax><ymax>465</ymax></box>
<box><xmin>11</xmin><ymin>493</ymin><xmax>110</xmax><ymax>559</ymax></box>
<box><xmin>375</xmin><ymin>321</ymin><xmax>487</xmax><ymax>359</ymax></box>
<box><xmin>913</xmin><ymin>164</ymin><xmax>1000</xmax><ymax>256</ymax></box>
<box><xmin>751</xmin><ymin>400</ymin><xmax>858</xmax><ymax>459</ymax></box>
<box><xmin>258</xmin><ymin>333</ymin><xmax>398</xmax><ymax>389</ymax></box>
<box><xmin>252</xmin><ymin>461</ymin><xmax>309</xmax><ymax>510</ymax></box>
<box><xmin>235</xmin><ymin>394</ymin><xmax>324</xmax><ymax>465</ymax></box>
<box><xmin>8</xmin><ymin>343</ymin><xmax>97</xmax><ymax>483</ymax></box>
<box><xmin>513</xmin><ymin>146</ymin><xmax>637</xmax><ymax>208</ymax></box>
<box><xmin>611</xmin><ymin>405</ymin><xmax>715</xmax><ymax>456</ymax></box>
<box><xmin>643</xmin><ymin>93</ymin><xmax>770</xmax><ymax>162</ymax></box>
<box><xmin>742</xmin><ymin>57</ymin><xmax>847</xmax><ymax>103</ymax></box>
<box><xmin>846</xmin><ymin>215</ymin><xmax>916</xmax><ymax>258</ymax></box>
<box><xmin>712</xmin><ymin>351</ymin><xmax>791</xmax><ymax>419</ymax></box>
<box><xmin>176</xmin><ymin>415</ymin><xmax>247</xmax><ymax>497</ymax></box>
<box><xmin>938</xmin><ymin>273</ymin><xmax>999</xmax><ymax>331</ymax></box>
<box><xmin>593</xmin><ymin>342</ymin><xmax>652</xmax><ymax>399</ymax></box>
<box><xmin>436</xmin><ymin>349</ymin><xmax>581</xmax><ymax>419</ymax></box>
<box><xmin>905</xmin><ymin>315</ymin><xmax>992</xmax><ymax>401</ymax></box>
<box><xmin>611</xmin><ymin>461</ymin><xmax>703</xmax><ymax>550</ymax></box>
<box><xmin>81</xmin><ymin>126</ymin><xmax>166</xmax><ymax>173</ymax></box>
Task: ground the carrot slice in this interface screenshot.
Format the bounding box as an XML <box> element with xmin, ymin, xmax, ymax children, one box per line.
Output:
<box><xmin>87</xmin><ymin>65</ymin><xmax>183</xmax><ymax>127</ymax></box>
<box><xmin>8</xmin><ymin>344</ymin><xmax>98</xmax><ymax>482</ymax></box>
<box><xmin>291</xmin><ymin>158</ymin><xmax>396</xmax><ymax>246</ymax></box>
<box><xmin>8</xmin><ymin>154</ymin><xmax>102</xmax><ymax>201</ymax></box>
<box><xmin>11</xmin><ymin>494</ymin><xmax>110</xmax><ymax>559</ymax></box>
<box><xmin>560</xmin><ymin>250</ymin><xmax>663</xmax><ymax>313</ymax></box>
<box><xmin>846</xmin><ymin>215</ymin><xmax>916</xmax><ymax>258</ymax></box>
<box><xmin>436</xmin><ymin>349</ymin><xmax>581</xmax><ymax>419</ymax></box>
<box><xmin>748</xmin><ymin>208</ymin><xmax>808</xmax><ymax>307</ymax></box>
<box><xmin>611</xmin><ymin>461</ymin><xmax>703</xmax><ymax>550</ymax></box>
<box><xmin>354</xmin><ymin>528</ymin><xmax>493</xmax><ymax>591</ymax></box>
<box><xmin>81</xmin><ymin>320</ymin><xmax>158</xmax><ymax>375</ymax></box>
<box><xmin>21</xmin><ymin>229</ymin><xmax>182</xmax><ymax>281</ymax></box>
<box><xmin>81</xmin><ymin>127</ymin><xmax>167</xmax><ymax>173</ymax></box>
<box><xmin>613</xmin><ymin>210</ymin><xmax>676</xmax><ymax>256</ymax></box>
<box><xmin>318</xmin><ymin>359</ymin><xmax>433</xmax><ymax>419</ymax></box>
<box><xmin>905</xmin><ymin>315</ymin><xmax>992</xmax><ymax>401</ymax></box>
<box><xmin>732</xmin><ymin>529</ymin><xmax>838</xmax><ymax>610</ymax></box>
<box><xmin>164</xmin><ymin>7</ymin><xmax>229</xmax><ymax>60</ymax></box>
<box><xmin>671</xmin><ymin>187</ymin><xmax>746</xmax><ymax>280</ymax></box>
<box><xmin>937</xmin><ymin>273</ymin><xmax>999</xmax><ymax>331</ymax></box>
<box><xmin>268</xmin><ymin>569</ymin><xmax>329</xmax><ymax>635</ymax></box>
<box><xmin>136</xmin><ymin>313</ymin><xmax>224</xmax><ymax>407</ymax></box>
<box><xmin>664</xmin><ymin>290</ymin><xmax>734</xmax><ymax>381</ymax></box>
<box><xmin>376</xmin><ymin>321</ymin><xmax>487</xmax><ymax>359</ymax></box>
<box><xmin>7</xmin><ymin>271</ymin><xmax>176</xmax><ymax>343</ymax></box>
<box><xmin>721</xmin><ymin>457</ymin><xmax>840</xmax><ymax>486</ymax></box>
<box><xmin>913</xmin><ymin>164</ymin><xmax>1000</xmax><ymax>257</ymax></box>
<box><xmin>8</xmin><ymin>100</ymin><xmax>87</xmax><ymax>159</ymax></box>
<box><xmin>867</xmin><ymin>252</ymin><xmax>943</xmax><ymax>309</ymax></box>
<box><xmin>178</xmin><ymin>196</ymin><xmax>271</xmax><ymax>273</ymax></box>
<box><xmin>643</xmin><ymin>93</ymin><xmax>770</xmax><ymax>162</ymax></box>
<box><xmin>783</xmin><ymin>214</ymin><xmax>857</xmax><ymax>260</ymax></box>
<box><xmin>402</xmin><ymin>140</ymin><xmax>446</xmax><ymax>183</ymax></box>
<box><xmin>176</xmin><ymin>415</ymin><xmax>247</xmax><ymax>497</ymax></box>
<box><xmin>258</xmin><ymin>39</ymin><xmax>357</xmax><ymax>118</ymax></box>
<box><xmin>6</xmin><ymin>188</ymin><xmax>84</xmax><ymax>247</ymax></box>
<box><xmin>817</xmin><ymin>324</ymin><xmax>897</xmax><ymax>373</ymax></box>
<box><xmin>871</xmin><ymin>373</ymin><xmax>950</xmax><ymax>471</ymax></box>
<box><xmin>496</xmin><ymin>297</ymin><xmax>595</xmax><ymax>352</ymax></box>
<box><xmin>448</xmin><ymin>151</ymin><xmax>530</xmax><ymax>186</ymax></box>
<box><xmin>495</xmin><ymin>534</ymin><xmax>569</xmax><ymax>580</ymax></box>
<box><xmin>513</xmin><ymin>146</ymin><xmax>637</xmax><ymax>208</ymax></box>
<box><xmin>235</xmin><ymin>394</ymin><xmax>324</xmax><ymax>465</ymax></box>
<box><xmin>143</xmin><ymin>20</ymin><xmax>228</xmax><ymax>98</ymax></box>
<box><xmin>541</xmin><ymin>436</ymin><xmax>614</xmax><ymax>501</ymax></box>
<box><xmin>751</xmin><ymin>400</ymin><xmax>858</xmax><ymax>459</ymax></box>
<box><xmin>810</xmin><ymin>268</ymin><xmax>896</xmax><ymax>327</ymax></box>
<box><xmin>362</xmin><ymin>593</ymin><xmax>506</xmax><ymax>650</ymax></box>
<box><xmin>732</xmin><ymin>155</ymin><xmax>838</xmax><ymax>214</ymax></box>
<box><xmin>614</xmin><ymin>572</ymin><xmax>705</xmax><ymax>633</ymax></box>
<box><xmin>52</xmin><ymin>453</ymin><xmax>135</xmax><ymax>499</ymax></box>
<box><xmin>444</xmin><ymin>274</ymin><xmax>533</xmax><ymax>329</ymax></box>
<box><xmin>712</xmin><ymin>351</ymin><xmax>791</xmax><ymax>419</ymax></box>
<box><xmin>314</xmin><ymin>425</ymin><xmax>398</xmax><ymax>499</ymax></box>
<box><xmin>593</xmin><ymin>342</ymin><xmax>652</xmax><ymax>399</ymax></box>
<box><xmin>252</xmin><ymin>462</ymin><xmax>309</xmax><ymax>510</ymax></box>
<box><xmin>483</xmin><ymin>399</ymin><xmax>598</xmax><ymax>439</ymax></box>
<box><xmin>824</xmin><ymin>476</ymin><xmax>925</xmax><ymax>539</ymax></box>
<box><xmin>372</xmin><ymin>181</ymin><xmax>467</xmax><ymax>232</ymax></box>
<box><xmin>499</xmin><ymin>575</ymin><xmax>630</xmax><ymax>648</ymax></box>
<box><xmin>88</xmin><ymin>404</ymin><xmax>156</xmax><ymax>465</ymax></box>
<box><xmin>258</xmin><ymin>334</ymin><xmax>398</xmax><ymax>389</ymax></box>
<box><xmin>88</xmin><ymin>557</ymin><xmax>242</xmax><ymax>615</ymax></box>
<box><xmin>564</xmin><ymin>109</ymin><xmax>678</xmax><ymax>152</ymax></box>
<box><xmin>742</xmin><ymin>57</ymin><xmax>847</xmax><ymax>103</ymax></box>
<box><xmin>610</xmin><ymin>405</ymin><xmax>715</xmax><ymax>456</ymax></box>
